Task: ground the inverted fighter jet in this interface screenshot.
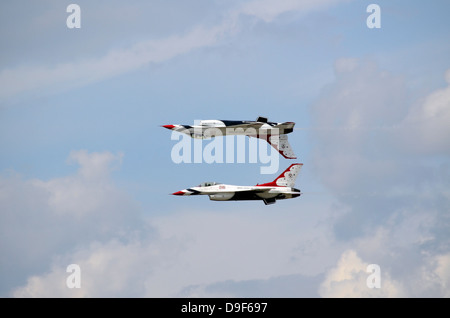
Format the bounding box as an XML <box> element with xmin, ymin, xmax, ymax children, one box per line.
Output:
<box><xmin>162</xmin><ymin>116</ymin><xmax>296</xmax><ymax>159</ymax></box>
<box><xmin>172</xmin><ymin>163</ymin><xmax>303</xmax><ymax>205</ymax></box>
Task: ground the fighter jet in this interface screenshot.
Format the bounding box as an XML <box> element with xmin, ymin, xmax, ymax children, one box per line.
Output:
<box><xmin>162</xmin><ymin>116</ymin><xmax>296</xmax><ymax>159</ymax></box>
<box><xmin>172</xmin><ymin>163</ymin><xmax>303</xmax><ymax>205</ymax></box>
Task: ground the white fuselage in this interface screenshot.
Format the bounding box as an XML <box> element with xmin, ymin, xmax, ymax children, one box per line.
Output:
<box><xmin>171</xmin><ymin>163</ymin><xmax>303</xmax><ymax>205</ymax></box>
<box><xmin>173</xmin><ymin>183</ymin><xmax>301</xmax><ymax>202</ymax></box>
<box><xmin>162</xmin><ymin>119</ymin><xmax>297</xmax><ymax>159</ymax></box>
<box><xmin>168</xmin><ymin>120</ymin><xmax>294</xmax><ymax>139</ymax></box>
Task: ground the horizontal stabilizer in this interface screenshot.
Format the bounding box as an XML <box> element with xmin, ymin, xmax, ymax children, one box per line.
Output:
<box><xmin>263</xmin><ymin>198</ymin><xmax>276</xmax><ymax>205</ymax></box>
<box><xmin>274</xmin><ymin>122</ymin><xmax>295</xmax><ymax>134</ymax></box>
<box><xmin>257</xmin><ymin>116</ymin><xmax>268</xmax><ymax>123</ymax></box>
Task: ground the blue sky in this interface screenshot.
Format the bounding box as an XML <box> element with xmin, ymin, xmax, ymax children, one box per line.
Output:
<box><xmin>1</xmin><ymin>0</ymin><xmax>450</xmax><ymax>297</ymax></box>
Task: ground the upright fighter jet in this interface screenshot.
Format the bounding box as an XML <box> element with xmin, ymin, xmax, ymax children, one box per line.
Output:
<box><xmin>172</xmin><ymin>163</ymin><xmax>302</xmax><ymax>205</ymax></box>
<box><xmin>162</xmin><ymin>116</ymin><xmax>296</xmax><ymax>159</ymax></box>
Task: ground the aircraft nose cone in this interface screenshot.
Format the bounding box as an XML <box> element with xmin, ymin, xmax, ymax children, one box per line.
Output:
<box><xmin>162</xmin><ymin>125</ymin><xmax>175</xmax><ymax>130</ymax></box>
<box><xmin>172</xmin><ymin>191</ymin><xmax>185</xmax><ymax>196</ymax></box>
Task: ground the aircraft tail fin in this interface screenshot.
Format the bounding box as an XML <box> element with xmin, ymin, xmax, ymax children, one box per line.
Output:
<box><xmin>266</xmin><ymin>134</ymin><xmax>297</xmax><ymax>159</ymax></box>
<box><xmin>257</xmin><ymin>163</ymin><xmax>303</xmax><ymax>187</ymax></box>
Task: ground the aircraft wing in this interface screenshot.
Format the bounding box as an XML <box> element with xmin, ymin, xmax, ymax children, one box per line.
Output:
<box><xmin>205</xmin><ymin>188</ymin><xmax>269</xmax><ymax>195</ymax></box>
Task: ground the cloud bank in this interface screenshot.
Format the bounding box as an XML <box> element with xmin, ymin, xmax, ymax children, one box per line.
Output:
<box><xmin>0</xmin><ymin>0</ymin><xmax>351</xmax><ymax>102</ymax></box>
<box><xmin>309</xmin><ymin>59</ymin><xmax>450</xmax><ymax>297</ymax></box>
<box><xmin>0</xmin><ymin>150</ymin><xmax>151</xmax><ymax>296</ymax></box>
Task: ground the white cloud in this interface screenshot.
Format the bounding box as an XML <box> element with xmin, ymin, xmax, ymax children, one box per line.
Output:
<box><xmin>30</xmin><ymin>150</ymin><xmax>129</xmax><ymax>218</ymax></box>
<box><xmin>314</xmin><ymin>189</ymin><xmax>450</xmax><ymax>297</ymax></box>
<box><xmin>310</xmin><ymin>59</ymin><xmax>450</xmax><ymax>203</ymax></box>
<box><xmin>394</xmin><ymin>251</ymin><xmax>450</xmax><ymax>297</ymax></box>
<box><xmin>398</xmin><ymin>68</ymin><xmax>450</xmax><ymax>154</ymax></box>
<box><xmin>4</xmin><ymin>147</ymin><xmax>449</xmax><ymax>297</ymax></box>
<box><xmin>12</xmin><ymin>236</ymin><xmax>184</xmax><ymax>297</ymax></box>
<box><xmin>142</xmin><ymin>203</ymin><xmax>341</xmax><ymax>297</ymax></box>
<box><xmin>433</xmin><ymin>254</ymin><xmax>450</xmax><ymax>297</ymax></box>
<box><xmin>334</xmin><ymin>57</ymin><xmax>359</xmax><ymax>73</ymax></box>
<box><xmin>236</xmin><ymin>0</ymin><xmax>349</xmax><ymax>23</ymax></box>
<box><xmin>309</xmin><ymin>58</ymin><xmax>450</xmax><ymax>297</ymax></box>
<box><xmin>0</xmin><ymin>0</ymin><xmax>352</xmax><ymax>102</ymax></box>
<box><xmin>0</xmin><ymin>25</ymin><xmax>223</xmax><ymax>101</ymax></box>
<box><xmin>311</xmin><ymin>58</ymin><xmax>408</xmax><ymax>194</ymax></box>
<box><xmin>66</xmin><ymin>150</ymin><xmax>123</xmax><ymax>181</ymax></box>
<box><xmin>319</xmin><ymin>249</ymin><xmax>404</xmax><ymax>297</ymax></box>
<box><xmin>0</xmin><ymin>150</ymin><xmax>146</xmax><ymax>296</ymax></box>
<box><xmin>6</xmin><ymin>170</ymin><xmax>343</xmax><ymax>297</ymax></box>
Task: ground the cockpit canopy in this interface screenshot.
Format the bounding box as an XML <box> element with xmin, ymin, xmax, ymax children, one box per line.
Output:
<box><xmin>197</xmin><ymin>182</ymin><xmax>222</xmax><ymax>187</ymax></box>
